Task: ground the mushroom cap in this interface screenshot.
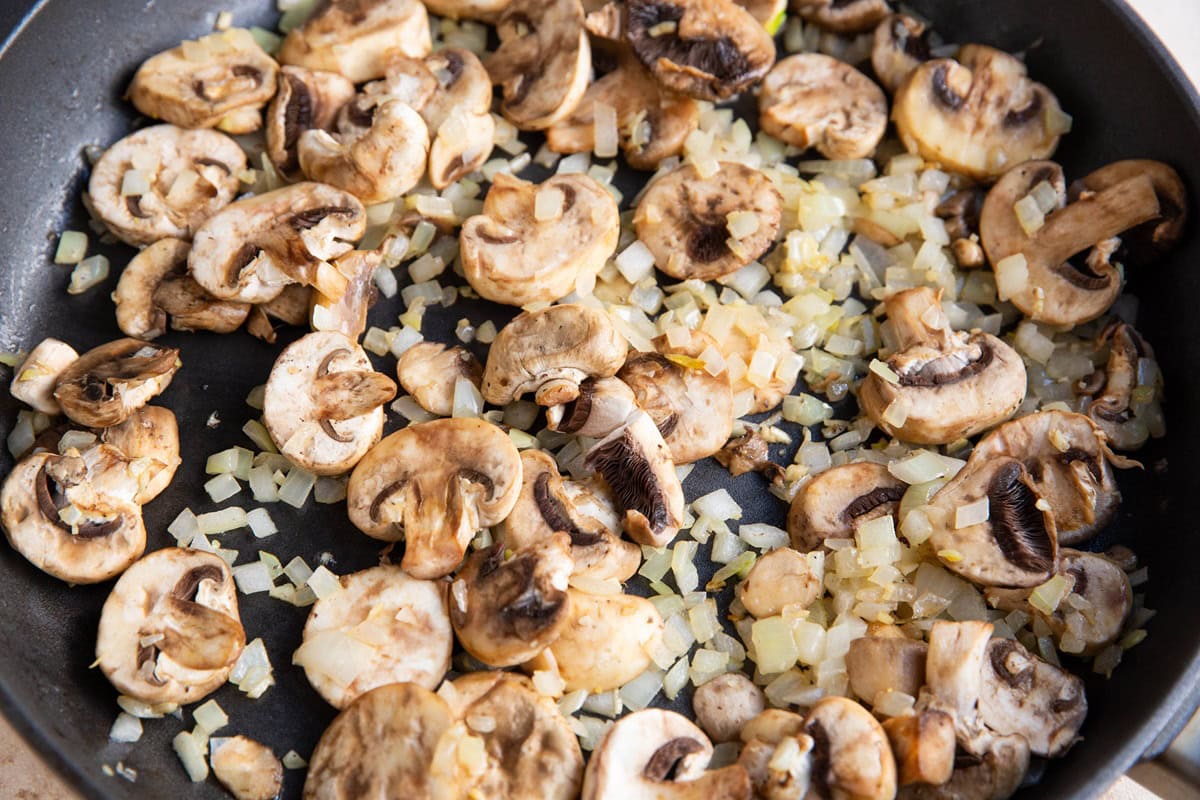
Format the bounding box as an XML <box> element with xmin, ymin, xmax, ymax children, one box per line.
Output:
<box><xmin>266</xmin><ymin>66</ymin><xmax>358</xmax><ymax>180</ymax></box>
<box><xmin>129</xmin><ymin>29</ymin><xmax>278</xmax><ymax>132</ymax></box>
<box><xmin>759</xmin><ymin>53</ymin><xmax>888</xmax><ymax>160</ymax></box>
<box><xmin>303</xmin><ymin>682</ymin><xmax>454</xmax><ymax>799</ymax></box>
<box><xmin>462</xmin><ymin>173</ymin><xmax>621</xmax><ymax>307</ymax></box>
<box><xmin>692</xmin><ymin>672</ymin><xmax>766</xmax><ymax>743</ymax></box>
<box><xmin>624</xmin><ymin>0</ymin><xmax>775</xmax><ymax>101</ymax></box>
<box><xmin>787</xmin><ymin>461</ymin><xmax>906</xmax><ymax>551</ymax></box>
<box><xmin>96</xmin><ymin>548</ymin><xmax>244</xmax><ymax>705</ymax></box>
<box><xmin>100</xmin><ymin>405</ymin><xmax>181</xmax><ymax>504</ymax></box>
<box><xmin>346</xmin><ymin>418</ymin><xmax>522</xmax><ymax>579</ymax></box>
<box><xmin>634</xmin><ymin>161</ymin><xmax>783</xmax><ymax>281</ymax></box>
<box><xmin>296</xmin><ymin>564</ymin><xmax>451</xmax><ymax>708</ymax></box>
<box><xmin>9</xmin><ymin>338</ymin><xmax>78</xmax><ymax>415</ymax></box>
<box><xmin>872</xmin><ymin>14</ymin><xmax>932</xmax><ymax>94</ymax></box>
<box><xmin>803</xmin><ymin>696</ymin><xmax>897</xmax><ymax>800</ymax></box>
<box><xmin>793</xmin><ymin>0</ymin><xmax>889</xmax><ymax>33</ymax></box>
<box><xmin>0</xmin><ymin>450</ymin><xmax>147</xmax><ymax>584</ymax></box>
<box><xmin>210</xmin><ymin>736</ymin><xmax>284</xmax><ymax>800</ymax></box>
<box><xmin>541</xmin><ymin>589</ymin><xmax>664</xmax><ymax>693</ymax></box>
<box><xmin>893</xmin><ymin>44</ymin><xmax>1065</xmax><ymax>181</ymax></box>
<box><xmin>188</xmin><ymin>182</ymin><xmax>367</xmax><ymax>304</ymax></box>
<box><xmin>279</xmin><ymin>0</ymin><xmax>432</xmax><ymax>83</ymax></box>
<box><xmin>1069</xmin><ymin>159</ymin><xmax>1188</xmax><ymax>265</ymax></box>
<box><xmin>395</xmin><ymin>341</ymin><xmax>483</xmax><ymax>417</ymax></box>
<box><xmin>882</xmin><ymin>710</ymin><xmax>956</xmax><ymax>788</ymax></box>
<box><xmin>482</xmin><ymin>304</ymin><xmax>628</xmax><ymax>406</ymax></box>
<box><xmin>88</xmin><ymin>125</ymin><xmax>246</xmax><ymax>247</ymax></box>
<box><xmin>736</xmin><ymin>547</ymin><xmax>824</xmax><ymax>619</ymax></box>
<box><xmin>618</xmin><ymin>330</ymin><xmax>734</xmax><ymax>464</ymax></box>
<box><xmin>53</xmin><ymin>338</ymin><xmax>180</xmax><ymax>428</ymax></box>
<box><xmin>263</xmin><ymin>331</ymin><xmax>393</xmax><ymax>476</ymax></box>
<box><xmin>309</xmin><ymin>249</ymin><xmax>382</xmax><ymax>340</ymax></box>
<box><xmin>846</xmin><ymin>635</ymin><xmax>928</xmax><ymax>703</ymax></box>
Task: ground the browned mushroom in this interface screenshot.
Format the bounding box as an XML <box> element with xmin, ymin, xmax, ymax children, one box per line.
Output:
<box><xmin>787</xmin><ymin>461</ymin><xmax>906</xmax><ymax>551</ymax></box>
<box><xmin>54</xmin><ymin>339</ymin><xmax>180</xmax><ymax>429</ymax></box>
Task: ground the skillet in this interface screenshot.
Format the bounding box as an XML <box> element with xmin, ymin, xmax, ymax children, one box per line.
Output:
<box><xmin>0</xmin><ymin>0</ymin><xmax>1199</xmax><ymax>797</ymax></box>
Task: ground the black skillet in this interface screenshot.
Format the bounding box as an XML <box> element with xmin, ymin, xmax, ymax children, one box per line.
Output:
<box><xmin>0</xmin><ymin>0</ymin><xmax>1198</xmax><ymax>797</ymax></box>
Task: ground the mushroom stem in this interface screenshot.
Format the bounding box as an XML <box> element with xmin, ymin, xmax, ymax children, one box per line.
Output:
<box><xmin>1033</xmin><ymin>175</ymin><xmax>1160</xmax><ymax>266</ymax></box>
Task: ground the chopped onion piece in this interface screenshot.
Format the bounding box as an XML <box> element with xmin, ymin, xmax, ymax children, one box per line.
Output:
<box><xmin>663</xmin><ymin>657</ymin><xmax>690</xmax><ymax>700</ymax></box>
<box><xmin>451</xmin><ymin>376</ymin><xmax>484</xmax><ymax>418</ymax></box>
<box><xmin>671</xmin><ymin>541</ymin><xmax>700</xmax><ymax>594</ymax></box>
<box><xmin>192</xmin><ymin>700</ymin><xmax>228</xmax><ymax>734</ymax></box>
<box><xmin>168</xmin><ymin>508</ymin><xmax>200</xmax><ymax>545</ymax></box>
<box><xmin>278</xmin><ymin>467</ymin><xmax>316</xmax><ymax>508</ymax></box>
<box><xmin>954</xmin><ymin>498</ymin><xmax>989</xmax><ymax>529</ymax></box>
<box><xmin>232</xmin><ymin>561</ymin><xmax>274</xmax><ymax>594</ymax></box>
<box><xmin>739</xmin><ymin>523</ymin><xmax>789</xmax><ymax>551</ymax></box>
<box><xmin>246</xmin><ymin>507</ymin><xmax>277</xmax><ymax>538</ymax></box>
<box><xmin>196</xmin><ymin>506</ymin><xmax>248</xmax><ymax>535</ymax></box>
<box><xmin>242</xmin><ymin>420</ymin><xmax>277</xmax><ymax>453</ymax></box>
<box><xmin>282</xmin><ymin>751</ymin><xmax>307</xmax><ymax>770</ymax></box>
<box><xmin>109</xmin><ymin>712</ymin><xmax>143</xmax><ymax>743</ymax></box>
<box><xmin>752</xmin><ymin>616</ymin><xmax>799</xmax><ymax>674</ymax></box>
<box><xmin>173</xmin><ymin>730</ymin><xmax>210</xmax><ymax>782</ymax></box>
<box><xmin>307</xmin><ymin>565</ymin><xmax>342</xmax><ymax>599</ymax></box>
<box><xmin>994</xmin><ymin>254</ymin><xmax>1028</xmax><ymax>302</ymax></box>
<box><xmin>618</xmin><ymin>667</ymin><xmax>664</xmax><ymax>711</ymax></box>
<box><xmin>692</xmin><ymin>489</ymin><xmax>742</xmax><ymax>521</ymax></box>
<box><xmin>1029</xmin><ymin>574</ymin><xmax>1074</xmax><ymax>615</ymax></box>
<box><xmin>54</xmin><ymin>231</ymin><xmax>88</xmax><ymax>264</ymax></box>
<box><xmin>68</xmin><ymin>255</ymin><xmax>110</xmax><ymax>294</ymax></box>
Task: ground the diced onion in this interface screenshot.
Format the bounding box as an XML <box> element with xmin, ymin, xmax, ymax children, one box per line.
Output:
<box><xmin>68</xmin><ymin>255</ymin><xmax>110</xmax><ymax>294</ymax></box>
<box><xmin>192</xmin><ymin>700</ymin><xmax>228</xmax><ymax>734</ymax></box>
<box><xmin>109</xmin><ymin>713</ymin><xmax>143</xmax><ymax>743</ymax></box>
<box><xmin>54</xmin><ymin>231</ymin><xmax>88</xmax><ymax>264</ymax></box>
<box><xmin>278</xmin><ymin>467</ymin><xmax>316</xmax><ymax>508</ymax></box>
<box><xmin>232</xmin><ymin>562</ymin><xmax>274</xmax><ymax>594</ymax></box>
<box><xmin>307</xmin><ymin>565</ymin><xmax>342</xmax><ymax>599</ymax></box>
<box><xmin>173</xmin><ymin>731</ymin><xmax>209</xmax><ymax>783</ymax></box>
<box><xmin>994</xmin><ymin>254</ymin><xmax>1028</xmax><ymax>302</ymax></box>
<box><xmin>246</xmin><ymin>508</ymin><xmax>277</xmax><ymax>538</ymax></box>
<box><xmin>197</xmin><ymin>506</ymin><xmax>248</xmax><ymax>535</ymax></box>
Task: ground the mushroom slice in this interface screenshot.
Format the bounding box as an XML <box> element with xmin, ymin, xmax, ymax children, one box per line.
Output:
<box><xmin>421</xmin><ymin>0</ymin><xmax>510</xmax><ymax>19</ymax></box>
<box><xmin>88</xmin><ymin>125</ymin><xmax>247</xmax><ymax>247</ymax></box>
<box><xmin>759</xmin><ymin>54</ymin><xmax>888</xmax><ymax>159</ymax></box>
<box><xmin>900</xmin><ymin>736</ymin><xmax>1030</xmax><ymax>800</ymax></box>
<box><xmin>0</xmin><ymin>449</ymin><xmax>146</xmax><ymax>584</ymax></box>
<box><xmin>395</xmin><ymin>342</ymin><xmax>483</xmax><ymax>417</ymax></box>
<box><xmin>499</xmin><ymin>450</ymin><xmax>640</xmax><ymax>582</ymax></box>
<box><xmin>583</xmin><ymin>708</ymin><xmax>752</xmax><ymax>799</ymax></box>
<box><xmin>412</xmin><ymin>48</ymin><xmax>497</xmax><ymax>188</ymax></box>
<box><xmin>937</xmin><ymin>187</ymin><xmax>988</xmax><ymax>268</ymax></box>
<box><xmin>872</xmin><ymin>14</ymin><xmax>932</xmax><ymax>94</ymax></box>
<box><xmin>787</xmin><ymin>462</ymin><xmax>905</xmax><ymax>551</ymax></box>
<box><xmin>537</xmin><ymin>590</ymin><xmax>664</xmax><ymax>693</ymax></box>
<box><xmin>278</xmin><ymin>0</ymin><xmax>432</xmax><ymax>83</ymax></box>
<box><xmin>462</xmin><ymin>173</ymin><xmax>621</xmax><ymax>307</ymax></box>
<box><xmin>977</xmin><ymin>637</ymin><xmax>1086</xmax><ymax>757</ymax></box>
<box><xmin>584</xmin><ymin>410</ymin><xmax>685</xmax><ymax>547</ymax></box>
<box><xmin>737</xmin><ymin>710</ymin><xmax>811</xmax><ymax>799</ymax></box>
<box><xmin>969</xmin><ymin>409</ymin><xmax>1124</xmax><ymax>546</ymax></box>
<box><xmin>450</xmin><ymin>534</ymin><xmax>573</xmax><ymax>667</ymax></box>
<box><xmin>803</xmin><ymin>696</ymin><xmax>897</xmax><ymax>800</ymax></box>
<box><xmin>129</xmin><ymin>29</ymin><xmax>277</xmax><ymax>132</ymax></box>
<box><xmin>263</xmin><ymin>332</ymin><xmax>395</xmax><ymax>476</ymax></box>
<box><xmin>210</xmin><ymin>736</ymin><xmax>283</xmax><ymax>800</ymax></box>
<box><xmin>693</xmin><ymin>673</ymin><xmax>766</xmax><ymax>743</ymax></box>
<box><xmin>846</xmin><ymin>635</ymin><xmax>928</xmax><ymax>703</ymax></box>
<box><xmin>100</xmin><ymin>406</ymin><xmax>181</xmax><ymax>504</ymax></box>
<box><xmin>1068</xmin><ymin>159</ymin><xmax>1188</xmax><ymax>265</ymax></box>
<box><xmin>96</xmin><ymin>548</ymin><xmax>243</xmax><ymax>705</ymax></box>
<box><xmin>715</xmin><ymin>429</ymin><xmax>784</xmax><ymax>481</ymax></box>
<box><xmin>1078</xmin><ymin>320</ymin><xmax>1160</xmax><ymax>451</ymax></box>
<box><xmin>266</xmin><ymin>66</ymin><xmax>358</xmax><ymax>180</ymax></box>
<box><xmin>858</xmin><ymin>287</ymin><xmax>1026</xmax><ymax>444</ymax></box>
<box><xmin>9</xmin><ymin>338</ymin><xmax>78</xmax><ymax>415</ymax></box>
<box><xmin>546</xmin><ymin>52</ymin><xmax>700</xmax><ymax>170</ymax></box>
<box><xmin>308</xmin><ymin>249</ymin><xmax>380</xmax><ymax>340</ymax></box>
<box><xmin>546</xmin><ymin>377</ymin><xmax>639</xmax><ymax>439</ymax></box>
<box><xmin>617</xmin><ymin>330</ymin><xmax>734</xmax><ymax>463</ymax></box>
<box><xmin>486</xmin><ymin>0</ymin><xmax>591</xmax><ymax>129</ymax></box>
<box><xmin>188</xmin><ymin>182</ymin><xmax>367</xmax><ymax>304</ymax></box>
<box><xmin>882</xmin><ymin>710</ymin><xmax>955</xmax><ymax>787</ymax></box>
<box><xmin>893</xmin><ymin>45</ymin><xmax>1066</xmax><ymax>181</ymax></box>
<box><xmin>624</xmin><ymin>0</ymin><xmax>775</xmax><ymax>101</ymax></box>
<box><xmin>926</xmin><ymin>457</ymin><xmax>1057</xmax><ymax>588</ymax></box>
<box><xmin>53</xmin><ymin>339</ymin><xmax>180</xmax><ymax>428</ymax></box>
<box><xmin>115</xmin><ymin>239</ymin><xmax>250</xmax><ymax>340</ymax></box>
<box><xmin>303</xmin><ymin>682</ymin><xmax>454</xmax><ymax>798</ymax></box>
<box><xmin>980</xmin><ymin>160</ymin><xmax>1163</xmax><ymax>326</ymax></box>
<box><xmin>793</xmin><ymin>0</ymin><xmax>889</xmax><ymax>33</ymax></box>
<box><xmin>737</xmin><ymin>547</ymin><xmax>824</xmax><ymax>619</ymax></box>
<box><xmin>634</xmin><ymin>161</ymin><xmax>783</xmax><ymax>281</ymax></box>
<box><xmin>294</xmin><ymin>564</ymin><xmax>451</xmax><ymax>708</ymax></box>
<box><xmin>346</xmin><ymin>418</ymin><xmax>522</xmax><ymax>579</ymax></box>
<box><xmin>482</xmin><ymin>304</ymin><xmax>628</xmax><ymax>406</ymax></box>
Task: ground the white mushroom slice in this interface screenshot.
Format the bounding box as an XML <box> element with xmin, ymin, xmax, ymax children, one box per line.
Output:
<box><xmin>802</xmin><ymin>696</ymin><xmax>896</xmax><ymax>800</ymax></box>
<box><xmin>462</xmin><ymin>173</ymin><xmax>620</xmax><ymax>307</ymax></box>
<box><xmin>872</xmin><ymin>14</ymin><xmax>932</xmax><ymax>94</ymax></box>
<box><xmin>295</xmin><ymin>564</ymin><xmax>451</xmax><ymax>709</ymax></box>
<box><xmin>977</xmin><ymin>637</ymin><xmax>1087</xmax><ymax>757</ymax></box>
<box><xmin>346</xmin><ymin>418</ymin><xmax>522</xmax><ymax>579</ymax></box>
<box><xmin>583</xmin><ymin>708</ymin><xmax>752</xmax><ymax>799</ymax></box>
<box><xmin>882</xmin><ymin>710</ymin><xmax>956</xmax><ymax>787</ymax></box>
<box><xmin>738</xmin><ymin>734</ymin><xmax>813</xmax><ymax>800</ymax></box>
<box><xmin>741</xmin><ymin>709</ymin><xmax>807</xmax><ymax>745</ymax></box>
<box><xmin>921</xmin><ymin>620</ymin><xmax>996</xmax><ymax>749</ymax></box>
<box><xmin>96</xmin><ymin>548</ymin><xmax>244</xmax><ymax>705</ymax></box>
<box><xmin>278</xmin><ymin>0</ymin><xmax>432</xmax><ymax>83</ymax></box>
<box><xmin>210</xmin><ymin>736</ymin><xmax>283</xmax><ymax>800</ymax></box>
<box><xmin>634</xmin><ymin>161</ymin><xmax>782</xmax><ymax>281</ymax></box>
<box><xmin>188</xmin><ymin>182</ymin><xmax>367</xmax><ymax>304</ymax></box>
<box><xmin>692</xmin><ymin>673</ymin><xmax>766</xmax><ymax>743</ymax></box>
<box><xmin>54</xmin><ymin>339</ymin><xmax>180</xmax><ymax>428</ymax></box>
<box><xmin>482</xmin><ymin>304</ymin><xmax>629</xmax><ymax>406</ymax></box>
<box><xmin>546</xmin><ymin>377</ymin><xmax>639</xmax><ymax>439</ymax></box>
<box><xmin>128</xmin><ymin>29</ymin><xmax>278</xmax><ymax>133</ymax></box>
<box><xmin>9</xmin><ymin>338</ymin><xmax>78</xmax><ymax>415</ymax></box>
<box><xmin>900</xmin><ymin>736</ymin><xmax>1030</xmax><ymax>800</ymax></box>
<box><xmin>309</xmin><ymin>249</ymin><xmax>381</xmax><ymax>340</ymax></box>
<box><xmin>759</xmin><ymin>54</ymin><xmax>888</xmax><ymax>159</ymax></box>
<box><xmin>0</xmin><ymin>449</ymin><xmax>146</xmax><ymax>584</ymax></box>
<box><xmin>787</xmin><ymin>462</ymin><xmax>905</xmax><ymax>551</ymax></box>
<box><xmin>415</xmin><ymin>48</ymin><xmax>496</xmax><ymax>188</ymax></box>
<box><xmin>486</xmin><ymin>0</ymin><xmax>591</xmax><ymax>129</ymax></box>
<box><xmin>737</xmin><ymin>547</ymin><xmax>824</xmax><ymax>619</ymax></box>
<box><xmin>303</xmin><ymin>683</ymin><xmax>454</xmax><ymax>798</ymax></box>
<box><xmin>266</xmin><ymin>66</ymin><xmax>358</xmax><ymax>180</ymax></box>
<box><xmin>793</xmin><ymin>0</ymin><xmax>888</xmax><ymax>32</ymax></box>
<box><xmin>893</xmin><ymin>44</ymin><xmax>1066</xmax><ymax>181</ymax></box>
<box><xmin>100</xmin><ymin>406</ymin><xmax>181</xmax><ymax>504</ymax></box>
<box><xmin>1068</xmin><ymin>159</ymin><xmax>1188</xmax><ymax>265</ymax></box>
<box><xmin>87</xmin><ymin>125</ymin><xmax>246</xmax><ymax>247</ymax></box>
<box><xmin>263</xmin><ymin>332</ymin><xmax>395</xmax><ymax>476</ymax></box>
<box><xmin>394</xmin><ymin>342</ymin><xmax>483</xmax><ymax>418</ymax></box>
<box><xmin>858</xmin><ymin>287</ymin><xmax>1026</xmax><ymax>445</ymax></box>
<box><xmin>847</xmin><ymin>635</ymin><xmax>927</xmax><ymax>703</ymax></box>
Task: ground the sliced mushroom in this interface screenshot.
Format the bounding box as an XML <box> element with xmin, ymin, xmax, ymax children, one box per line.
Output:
<box><xmin>309</xmin><ymin>249</ymin><xmax>380</xmax><ymax>340</ymax></box>
<box><xmin>693</xmin><ymin>672</ymin><xmax>766</xmax><ymax>743</ymax></box>
<box><xmin>977</xmin><ymin>637</ymin><xmax>1086</xmax><ymax>757</ymax></box>
<box><xmin>261</xmin><ymin>283</ymin><xmax>314</xmax><ymax>327</ymax></box>
<box><xmin>88</xmin><ymin>125</ymin><xmax>246</xmax><ymax>247</ymax></box>
<box><xmin>1076</xmin><ymin>320</ymin><xmax>1158</xmax><ymax>451</ymax></box>
<box><xmin>346</xmin><ymin>418</ymin><xmax>522</xmax><ymax>579</ymax></box>
<box><xmin>1068</xmin><ymin>159</ymin><xmax>1187</xmax><ymax>265</ymax></box>
<box><xmin>858</xmin><ymin>287</ymin><xmax>1026</xmax><ymax>444</ymax></box>
<box><xmin>210</xmin><ymin>736</ymin><xmax>284</xmax><ymax>800</ymax></box>
<box><xmin>937</xmin><ymin>187</ymin><xmax>987</xmax><ymax>268</ymax></box>
<box><xmin>793</xmin><ymin>0</ymin><xmax>889</xmax><ymax>32</ymax></box>
<box><xmin>303</xmin><ymin>682</ymin><xmax>454</xmax><ymax>798</ymax></box>
<box><xmin>899</xmin><ymin>736</ymin><xmax>1030</xmax><ymax>800</ymax></box>
<box><xmin>893</xmin><ymin>45</ymin><xmax>1066</xmax><ymax>181</ymax></box>
<box><xmin>883</xmin><ymin>710</ymin><xmax>956</xmax><ymax>787</ymax></box>
<box><xmin>421</xmin><ymin>0</ymin><xmax>511</xmax><ymax>19</ymax></box>
<box><xmin>100</xmin><ymin>406</ymin><xmax>181</xmax><ymax>504</ymax></box>
<box><xmin>96</xmin><ymin>548</ymin><xmax>243</xmax><ymax>705</ymax></box>
<box><xmin>737</xmin><ymin>547</ymin><xmax>824</xmax><ymax>618</ymax></box>
<box><xmin>634</xmin><ymin>161</ymin><xmax>783</xmax><ymax>281</ymax></box>
<box><xmin>921</xmin><ymin>619</ymin><xmax>996</xmax><ymax>752</ymax></box>
<box><xmin>536</xmin><ymin>589</ymin><xmax>664</xmax><ymax>692</ymax></box>
<box><xmin>295</xmin><ymin>564</ymin><xmax>451</xmax><ymax>708</ymax></box>
<box><xmin>395</xmin><ymin>342</ymin><xmax>483</xmax><ymax>417</ymax></box>
<box><xmin>546</xmin><ymin>377</ymin><xmax>639</xmax><ymax>439</ymax></box>
<box><xmin>266</xmin><ymin>66</ymin><xmax>358</xmax><ymax>180</ymax></box>
<box><xmin>737</xmin><ymin>710</ymin><xmax>812</xmax><ymax>800</ymax></box>
<box><xmin>188</xmin><ymin>182</ymin><xmax>367</xmax><ymax>304</ymax></box>
<box><xmin>482</xmin><ymin>304</ymin><xmax>628</xmax><ymax>406</ymax></box>
<box><xmin>741</xmin><ymin>709</ymin><xmax>808</xmax><ymax>745</ymax></box>
<box><xmin>53</xmin><ymin>339</ymin><xmax>180</xmax><ymax>428</ymax></box>
<box><xmin>926</xmin><ymin>457</ymin><xmax>1057</xmax><ymax>588</ymax></box>
<box><xmin>847</xmin><ymin>634</ymin><xmax>928</xmax><ymax>703</ymax></box>
<box><xmin>714</xmin><ymin>429</ymin><xmax>785</xmax><ymax>482</ymax></box>
<box><xmin>9</xmin><ymin>338</ymin><xmax>78</xmax><ymax>415</ymax></box>
<box><xmin>759</xmin><ymin>54</ymin><xmax>888</xmax><ymax>159</ymax></box>
<box><xmin>624</xmin><ymin>0</ymin><xmax>775</xmax><ymax>101</ymax></box>
<box><xmin>980</xmin><ymin>160</ymin><xmax>1163</xmax><ymax>326</ymax></box>
<box><xmin>263</xmin><ymin>332</ymin><xmax>395</xmax><ymax>475</ymax></box>
<box><xmin>787</xmin><ymin>461</ymin><xmax>905</xmax><ymax>551</ymax></box>
<box><xmin>583</xmin><ymin>708</ymin><xmax>752</xmax><ymax>799</ymax></box>
<box><xmin>128</xmin><ymin>29</ymin><xmax>276</xmax><ymax>132</ymax></box>
<box><xmin>462</xmin><ymin>173</ymin><xmax>621</xmax><ymax>307</ymax></box>
<box><xmin>803</xmin><ymin>696</ymin><xmax>897</xmax><ymax>800</ymax></box>
<box><xmin>278</xmin><ymin>0</ymin><xmax>432</xmax><ymax>83</ymax></box>
<box><xmin>872</xmin><ymin>14</ymin><xmax>932</xmax><ymax>94</ymax></box>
